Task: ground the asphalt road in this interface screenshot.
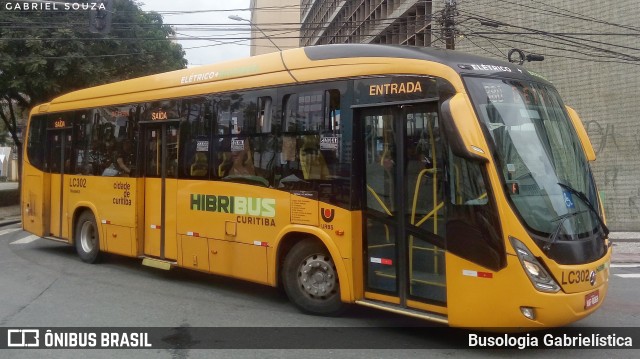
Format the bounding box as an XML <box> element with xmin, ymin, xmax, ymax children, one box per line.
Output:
<box><xmin>0</xmin><ymin>223</ymin><xmax>638</xmax><ymax>358</ymax></box>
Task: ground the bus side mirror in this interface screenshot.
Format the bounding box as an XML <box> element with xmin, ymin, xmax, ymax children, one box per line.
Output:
<box><xmin>440</xmin><ymin>94</ymin><xmax>490</xmax><ymax>163</ymax></box>
<box><xmin>565</xmin><ymin>106</ymin><xmax>596</xmax><ymax>162</ymax></box>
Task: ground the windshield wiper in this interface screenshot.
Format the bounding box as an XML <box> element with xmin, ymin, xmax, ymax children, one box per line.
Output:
<box><xmin>544</xmin><ymin>210</ymin><xmax>587</xmax><ymax>252</ymax></box>
<box><xmin>557</xmin><ymin>182</ymin><xmax>610</xmax><ymax>236</ymax></box>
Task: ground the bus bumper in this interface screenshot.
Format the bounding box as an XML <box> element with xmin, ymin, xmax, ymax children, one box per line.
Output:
<box><xmin>446</xmin><ymin>249</ymin><xmax>611</xmax><ymax>329</ymax></box>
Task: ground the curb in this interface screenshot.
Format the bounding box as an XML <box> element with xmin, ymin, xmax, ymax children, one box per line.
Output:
<box><xmin>609</xmin><ymin>233</ymin><xmax>640</xmax><ymax>243</ymax></box>
<box><xmin>610</xmin><ymin>238</ymin><xmax>640</xmax><ymax>243</ymax></box>
<box><xmin>0</xmin><ymin>218</ymin><xmax>21</xmax><ymax>227</ymax></box>
<box><xmin>611</xmin><ymin>253</ymin><xmax>640</xmax><ymax>263</ymax></box>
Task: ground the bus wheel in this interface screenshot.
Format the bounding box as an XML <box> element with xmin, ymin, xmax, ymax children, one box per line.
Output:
<box><xmin>75</xmin><ymin>211</ymin><xmax>101</xmax><ymax>263</ymax></box>
<box><xmin>282</xmin><ymin>240</ymin><xmax>344</xmax><ymax>315</ymax></box>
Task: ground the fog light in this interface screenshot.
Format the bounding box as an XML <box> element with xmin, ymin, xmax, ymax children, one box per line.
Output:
<box><xmin>520</xmin><ymin>306</ymin><xmax>536</xmax><ymax>320</ymax></box>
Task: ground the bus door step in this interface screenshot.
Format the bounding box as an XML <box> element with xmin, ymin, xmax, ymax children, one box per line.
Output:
<box><xmin>355</xmin><ymin>299</ymin><xmax>448</xmax><ymax>324</ymax></box>
<box><xmin>141</xmin><ymin>257</ymin><xmax>176</xmax><ymax>270</ymax></box>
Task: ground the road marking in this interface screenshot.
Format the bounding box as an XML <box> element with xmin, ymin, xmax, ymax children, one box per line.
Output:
<box><xmin>615</xmin><ymin>274</ymin><xmax>640</xmax><ymax>278</ymax></box>
<box><xmin>10</xmin><ymin>235</ymin><xmax>40</xmax><ymax>245</ymax></box>
<box><xmin>0</xmin><ymin>228</ymin><xmax>21</xmax><ymax>237</ymax></box>
<box><xmin>610</xmin><ymin>264</ymin><xmax>640</xmax><ymax>268</ymax></box>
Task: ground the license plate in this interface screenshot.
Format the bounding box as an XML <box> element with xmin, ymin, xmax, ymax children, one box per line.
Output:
<box><xmin>584</xmin><ymin>290</ymin><xmax>599</xmax><ymax>310</ymax></box>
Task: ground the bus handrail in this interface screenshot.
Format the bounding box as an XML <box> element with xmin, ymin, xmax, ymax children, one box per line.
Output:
<box><xmin>366</xmin><ymin>185</ymin><xmax>392</xmax><ymax>216</ymax></box>
<box><xmin>410</xmin><ymin>167</ymin><xmax>437</xmax><ymax>226</ymax></box>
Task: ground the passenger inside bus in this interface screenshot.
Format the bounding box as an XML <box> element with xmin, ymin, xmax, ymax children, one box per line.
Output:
<box><xmin>100</xmin><ymin>131</ymin><xmax>118</xmax><ymax>176</ymax></box>
<box><xmin>299</xmin><ymin>134</ymin><xmax>329</xmax><ymax>180</ymax></box>
<box><xmin>219</xmin><ymin>138</ymin><xmax>256</xmax><ymax>177</ymax></box>
<box><xmin>116</xmin><ymin>140</ymin><xmax>134</xmax><ymax>176</ymax></box>
<box><xmin>147</xmin><ymin>136</ymin><xmax>159</xmax><ymax>177</ymax></box>
<box><xmin>190</xmin><ymin>152</ymin><xmax>208</xmax><ymax>177</ymax></box>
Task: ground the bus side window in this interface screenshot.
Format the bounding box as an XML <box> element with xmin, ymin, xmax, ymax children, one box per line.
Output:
<box><xmin>446</xmin><ymin>154</ymin><xmax>505</xmax><ymax>270</ymax></box>
<box><xmin>212</xmin><ymin>94</ymin><xmax>261</xmax><ymax>186</ymax></box>
<box><xmin>252</xmin><ymin>96</ymin><xmax>277</xmax><ymax>184</ymax></box>
<box><xmin>279</xmin><ymin>94</ymin><xmax>303</xmax><ymax>183</ymax></box>
<box><xmin>276</xmin><ymin>87</ymin><xmax>349</xmax><ymax>205</ymax></box>
<box><xmin>26</xmin><ymin>115</ymin><xmax>47</xmax><ymax>171</ymax></box>
<box><xmin>179</xmin><ymin>98</ymin><xmax>212</xmax><ymax>179</ymax></box>
<box><xmin>73</xmin><ymin>111</ymin><xmax>94</xmax><ymax>175</ymax></box>
<box><xmin>450</xmin><ymin>154</ymin><xmax>488</xmax><ymax>206</ymax></box>
<box><xmin>280</xmin><ymin>91</ymin><xmax>331</xmax><ymax>182</ymax></box>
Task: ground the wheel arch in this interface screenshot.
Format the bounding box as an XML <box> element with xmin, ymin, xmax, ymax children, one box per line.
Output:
<box><xmin>273</xmin><ymin>227</ymin><xmax>353</xmax><ymax>303</ymax></box>
<box><xmin>70</xmin><ymin>203</ymin><xmax>101</xmax><ymax>247</ymax></box>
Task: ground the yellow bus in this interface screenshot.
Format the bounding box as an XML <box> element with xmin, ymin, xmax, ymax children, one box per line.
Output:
<box><xmin>22</xmin><ymin>44</ymin><xmax>611</xmax><ymax>328</ymax></box>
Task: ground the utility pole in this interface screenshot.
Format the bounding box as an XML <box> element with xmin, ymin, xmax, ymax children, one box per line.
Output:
<box><xmin>89</xmin><ymin>0</ymin><xmax>113</xmax><ymax>35</ymax></box>
<box><xmin>442</xmin><ymin>0</ymin><xmax>457</xmax><ymax>50</ymax></box>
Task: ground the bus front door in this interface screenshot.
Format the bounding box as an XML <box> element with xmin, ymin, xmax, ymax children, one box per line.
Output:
<box><xmin>46</xmin><ymin>126</ymin><xmax>73</xmax><ymax>239</ymax></box>
<box><xmin>141</xmin><ymin>122</ymin><xmax>179</xmax><ymax>261</ymax></box>
<box><xmin>360</xmin><ymin>102</ymin><xmax>447</xmax><ymax>314</ymax></box>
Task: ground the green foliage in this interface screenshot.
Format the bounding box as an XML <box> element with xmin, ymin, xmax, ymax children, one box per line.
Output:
<box><xmin>0</xmin><ymin>0</ymin><xmax>188</xmax><ymax>108</ymax></box>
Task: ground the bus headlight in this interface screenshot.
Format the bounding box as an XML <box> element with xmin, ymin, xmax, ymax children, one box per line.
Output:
<box><xmin>510</xmin><ymin>236</ymin><xmax>560</xmax><ymax>293</ymax></box>
<box><xmin>520</xmin><ymin>306</ymin><xmax>536</xmax><ymax>320</ymax></box>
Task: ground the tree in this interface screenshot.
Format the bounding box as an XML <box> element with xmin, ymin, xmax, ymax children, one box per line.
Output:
<box><xmin>0</xmin><ymin>0</ymin><xmax>188</xmax><ymax>183</ymax></box>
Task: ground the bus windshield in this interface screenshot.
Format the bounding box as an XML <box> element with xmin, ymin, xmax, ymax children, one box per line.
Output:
<box><xmin>465</xmin><ymin>77</ymin><xmax>602</xmax><ymax>239</ymax></box>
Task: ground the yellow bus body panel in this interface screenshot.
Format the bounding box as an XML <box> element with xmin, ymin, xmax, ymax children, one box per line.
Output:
<box><xmin>565</xmin><ymin>106</ymin><xmax>596</xmax><ymax>162</ymax></box>
<box><xmin>66</xmin><ymin>176</ymin><xmax>137</xmax><ymax>254</ymax></box>
<box><xmin>22</xmin><ymin>166</ymin><xmax>45</xmax><ymax>237</ymax></box>
<box><xmin>446</xmin><ymin>247</ymin><xmax>610</xmax><ymax>328</ymax></box>
<box><xmin>447</xmin><ymin>92</ymin><xmax>492</xmax><ymax>160</ymax></box>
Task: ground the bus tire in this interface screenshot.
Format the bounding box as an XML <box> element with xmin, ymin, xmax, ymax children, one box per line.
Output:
<box><xmin>282</xmin><ymin>239</ymin><xmax>344</xmax><ymax>316</ymax></box>
<box><xmin>75</xmin><ymin>211</ymin><xmax>101</xmax><ymax>264</ymax></box>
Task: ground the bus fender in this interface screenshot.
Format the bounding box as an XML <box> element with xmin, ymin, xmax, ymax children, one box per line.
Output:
<box><xmin>70</xmin><ymin>203</ymin><xmax>102</xmax><ymax>249</ymax></box>
<box><xmin>271</xmin><ymin>225</ymin><xmax>353</xmax><ymax>303</ymax></box>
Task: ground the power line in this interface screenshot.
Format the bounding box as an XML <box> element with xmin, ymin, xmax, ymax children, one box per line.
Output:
<box><xmin>461</xmin><ymin>31</ymin><xmax>640</xmax><ymax>65</ymax></box>
<box><xmin>510</xmin><ymin>0</ymin><xmax>640</xmax><ymax>33</ymax></box>
<box><xmin>456</xmin><ymin>10</ymin><xmax>640</xmax><ymax>62</ymax></box>
<box><xmin>0</xmin><ymin>13</ymin><xmax>441</xmax><ymax>34</ymax></box>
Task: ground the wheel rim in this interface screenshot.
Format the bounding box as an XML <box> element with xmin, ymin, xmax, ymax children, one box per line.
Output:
<box><xmin>297</xmin><ymin>253</ymin><xmax>338</xmax><ymax>300</ymax></box>
<box><xmin>80</xmin><ymin>220</ymin><xmax>97</xmax><ymax>254</ymax></box>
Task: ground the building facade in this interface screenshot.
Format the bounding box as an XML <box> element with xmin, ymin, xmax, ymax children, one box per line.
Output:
<box><xmin>0</xmin><ymin>147</ymin><xmax>17</xmax><ymax>182</ymax></box>
<box><xmin>249</xmin><ymin>0</ymin><xmax>301</xmax><ymax>56</ymax></box>
<box><xmin>254</xmin><ymin>0</ymin><xmax>639</xmax><ymax>230</ymax></box>
<box><xmin>300</xmin><ymin>0</ymin><xmax>434</xmax><ymax>47</ymax></box>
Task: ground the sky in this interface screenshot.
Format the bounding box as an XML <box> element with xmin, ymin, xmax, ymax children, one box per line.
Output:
<box><xmin>138</xmin><ymin>0</ymin><xmax>252</xmax><ymax>67</ymax></box>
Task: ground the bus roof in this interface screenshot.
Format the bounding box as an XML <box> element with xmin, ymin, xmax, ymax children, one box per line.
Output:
<box><xmin>303</xmin><ymin>44</ymin><xmax>551</xmax><ymax>84</ymax></box>
<box><xmin>44</xmin><ymin>44</ymin><xmax>551</xmax><ymax>111</ymax></box>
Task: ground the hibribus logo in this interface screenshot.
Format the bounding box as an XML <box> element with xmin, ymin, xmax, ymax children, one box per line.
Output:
<box><xmin>190</xmin><ymin>194</ymin><xmax>275</xmax><ymax>217</ymax></box>
<box><xmin>321</xmin><ymin>208</ymin><xmax>335</xmax><ymax>223</ymax></box>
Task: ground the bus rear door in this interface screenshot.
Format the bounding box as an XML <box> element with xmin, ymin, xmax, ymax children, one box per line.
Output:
<box><xmin>45</xmin><ymin>125</ymin><xmax>73</xmax><ymax>239</ymax></box>
<box><xmin>141</xmin><ymin>122</ymin><xmax>179</xmax><ymax>261</ymax></box>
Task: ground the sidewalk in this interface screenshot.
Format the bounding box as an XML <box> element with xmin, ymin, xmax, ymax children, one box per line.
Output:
<box><xmin>608</xmin><ymin>232</ymin><xmax>640</xmax><ymax>242</ymax></box>
<box><xmin>0</xmin><ymin>204</ymin><xmax>20</xmax><ymax>226</ymax></box>
<box><xmin>0</xmin><ymin>183</ymin><xmax>20</xmax><ymax>226</ymax></box>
